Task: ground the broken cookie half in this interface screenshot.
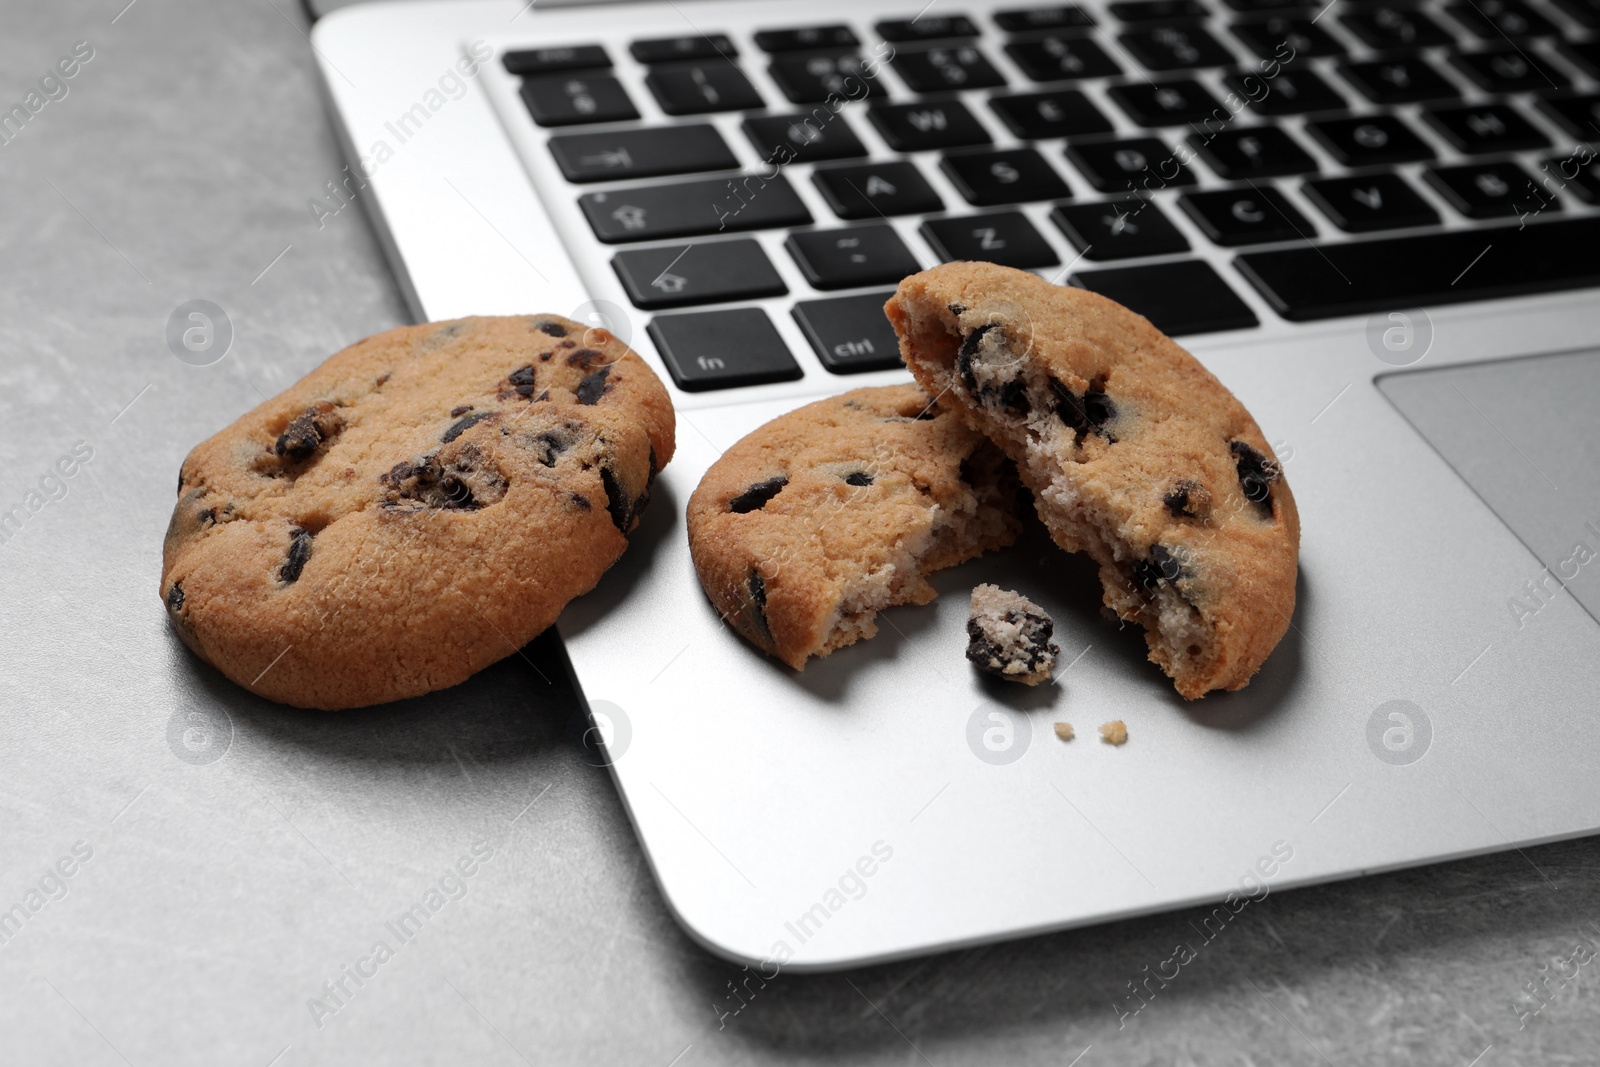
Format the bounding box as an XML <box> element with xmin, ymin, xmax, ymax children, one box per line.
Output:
<box><xmin>886</xmin><ymin>262</ymin><xmax>1300</xmax><ymax>699</ymax></box>
<box><xmin>687</xmin><ymin>384</ymin><xmax>1023</xmax><ymax>670</ymax></box>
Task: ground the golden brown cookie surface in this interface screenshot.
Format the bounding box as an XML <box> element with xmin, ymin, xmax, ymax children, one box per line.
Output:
<box><xmin>162</xmin><ymin>315</ymin><xmax>675</xmax><ymax>709</ymax></box>
<box><xmin>886</xmin><ymin>262</ymin><xmax>1299</xmax><ymax>698</ymax></box>
<box><xmin>687</xmin><ymin>384</ymin><xmax>1022</xmax><ymax>670</ymax></box>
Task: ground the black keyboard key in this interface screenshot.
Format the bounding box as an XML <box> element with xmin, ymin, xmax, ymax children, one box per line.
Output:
<box><xmin>1549</xmin><ymin>0</ymin><xmax>1600</xmax><ymax>27</ymax></box>
<box><xmin>876</xmin><ymin>15</ymin><xmax>981</xmax><ymax>41</ymax></box>
<box><xmin>612</xmin><ymin>239</ymin><xmax>788</xmax><ymax>309</ymax></box>
<box><xmin>1051</xmin><ymin>198</ymin><xmax>1191</xmax><ymax>259</ymax></box>
<box><xmin>1305</xmin><ymin>114</ymin><xmax>1434</xmax><ymax>165</ymax></box>
<box><xmin>942</xmin><ymin>148</ymin><xmax>1071</xmax><ymax>205</ymax></box>
<box><xmin>892</xmin><ymin>45</ymin><xmax>1007</xmax><ymax>92</ymax></box>
<box><xmin>786</xmin><ymin>225</ymin><xmax>922</xmax><ymax>289</ymax></box>
<box><xmin>869</xmin><ymin>100</ymin><xmax>992</xmax><ymax>151</ymax></box>
<box><xmin>1235</xmin><ymin>218</ymin><xmax>1600</xmax><ymax>320</ymax></box>
<box><xmin>1222</xmin><ymin>0</ymin><xmax>1316</xmax><ymax>10</ymax></box>
<box><xmin>1559</xmin><ymin>40</ymin><xmax>1600</xmax><ymax>78</ymax></box>
<box><xmin>1109</xmin><ymin>0</ymin><xmax>1208</xmax><ymax>21</ymax></box>
<box><xmin>813</xmin><ymin>162</ymin><xmax>944</xmax><ymax>218</ymax></box>
<box><xmin>1450</xmin><ymin>47</ymin><xmax>1569</xmax><ymax>93</ymax></box>
<box><xmin>1219</xmin><ymin>68</ymin><xmax>1347</xmax><ymax>115</ymax></box>
<box><xmin>744</xmin><ymin>113</ymin><xmax>867</xmax><ymax>163</ymax></box>
<box><xmin>648</xmin><ymin>308</ymin><xmax>802</xmax><ymax>391</ymax></box>
<box><xmin>1339</xmin><ymin>55</ymin><xmax>1461</xmax><ymax>104</ymax></box>
<box><xmin>1339</xmin><ymin>6</ymin><xmax>1453</xmax><ymax>49</ymax></box>
<box><xmin>922</xmin><ymin>212</ymin><xmax>1060</xmax><ymax>268</ymax></box>
<box><xmin>503</xmin><ymin>45</ymin><xmax>611</xmax><ymax>76</ymax></box>
<box><xmin>1070</xmin><ymin>260</ymin><xmax>1259</xmax><ymax>334</ymax></box>
<box><xmin>1004</xmin><ymin>35</ymin><xmax>1121</xmax><ymax>81</ymax></box>
<box><xmin>1119</xmin><ymin>25</ymin><xmax>1236</xmax><ymax>71</ymax></box>
<box><xmin>990</xmin><ymin>90</ymin><xmax>1115</xmax><ymax>138</ymax></box>
<box><xmin>1179</xmin><ymin>186</ymin><xmax>1317</xmax><ymax>245</ymax></box>
<box><xmin>791</xmin><ymin>292</ymin><xmax>906</xmax><ymax>373</ymax></box>
<box><xmin>994</xmin><ymin>6</ymin><xmax>1097</xmax><ymax>32</ymax></box>
<box><xmin>1302</xmin><ymin>173</ymin><xmax>1441</xmax><ymax>232</ymax></box>
<box><xmin>1108</xmin><ymin>79</ymin><xmax>1226</xmax><ymax>126</ymax></box>
<box><xmin>1545</xmin><ymin>153</ymin><xmax>1600</xmax><ymax>202</ymax></box>
<box><xmin>1423</xmin><ymin>103</ymin><xmax>1548</xmax><ymax>154</ymax></box>
<box><xmin>1067</xmin><ymin>137</ymin><xmax>1197</xmax><ymax>192</ymax></box>
<box><xmin>645</xmin><ymin>63</ymin><xmax>764</xmax><ymax>114</ymax></box>
<box><xmin>578</xmin><ymin>175</ymin><xmax>811</xmax><ymax>242</ymax></box>
<box><xmin>754</xmin><ymin>25</ymin><xmax>860</xmax><ymax>52</ymax></box>
<box><xmin>1535</xmin><ymin>93</ymin><xmax>1600</xmax><ymax>141</ymax></box>
<box><xmin>521</xmin><ymin>74</ymin><xmax>639</xmax><ymax>126</ymax></box>
<box><xmin>1445</xmin><ymin>0</ymin><xmax>1557</xmax><ymax>39</ymax></box>
<box><xmin>1231</xmin><ymin>17</ymin><xmax>1345</xmax><ymax>59</ymax></box>
<box><xmin>631</xmin><ymin>34</ymin><xmax>737</xmax><ymax>64</ymax></box>
<box><xmin>1188</xmin><ymin>126</ymin><xmax>1318</xmax><ymax>178</ymax></box>
<box><xmin>1424</xmin><ymin>161</ymin><xmax>1549</xmax><ymax>219</ymax></box>
<box><xmin>550</xmin><ymin>125</ymin><xmax>738</xmax><ymax>183</ymax></box>
<box><xmin>769</xmin><ymin>52</ymin><xmax>886</xmax><ymax>103</ymax></box>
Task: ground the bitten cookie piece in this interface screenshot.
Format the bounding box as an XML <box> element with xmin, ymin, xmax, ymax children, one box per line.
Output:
<box><xmin>966</xmin><ymin>584</ymin><xmax>1059</xmax><ymax>685</ymax></box>
<box><xmin>886</xmin><ymin>262</ymin><xmax>1300</xmax><ymax>699</ymax></box>
<box><xmin>688</xmin><ymin>384</ymin><xmax>1023</xmax><ymax>670</ymax></box>
<box><xmin>161</xmin><ymin>315</ymin><xmax>675</xmax><ymax>709</ymax></box>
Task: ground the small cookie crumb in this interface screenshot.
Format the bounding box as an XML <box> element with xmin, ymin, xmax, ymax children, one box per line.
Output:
<box><xmin>1099</xmin><ymin>720</ymin><xmax>1128</xmax><ymax>745</ymax></box>
<box><xmin>1053</xmin><ymin>722</ymin><xmax>1074</xmax><ymax>742</ymax></box>
<box><xmin>966</xmin><ymin>584</ymin><xmax>1060</xmax><ymax>685</ymax></box>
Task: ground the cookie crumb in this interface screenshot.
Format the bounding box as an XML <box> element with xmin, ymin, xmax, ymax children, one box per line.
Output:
<box><xmin>1053</xmin><ymin>722</ymin><xmax>1074</xmax><ymax>742</ymax></box>
<box><xmin>966</xmin><ymin>584</ymin><xmax>1059</xmax><ymax>685</ymax></box>
<box><xmin>1099</xmin><ymin>720</ymin><xmax>1128</xmax><ymax>746</ymax></box>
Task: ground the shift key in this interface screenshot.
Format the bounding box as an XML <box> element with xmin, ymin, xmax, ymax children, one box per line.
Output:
<box><xmin>549</xmin><ymin>125</ymin><xmax>738</xmax><ymax>182</ymax></box>
<box><xmin>579</xmin><ymin>175</ymin><xmax>812</xmax><ymax>242</ymax></box>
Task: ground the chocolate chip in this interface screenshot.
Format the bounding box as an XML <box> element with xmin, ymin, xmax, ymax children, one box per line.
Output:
<box><xmin>569</xmin><ymin>492</ymin><xmax>591</xmax><ymax>510</ymax></box>
<box><xmin>450</xmin><ymin>405</ymin><xmax>472</xmax><ymax>417</ymax></box>
<box><xmin>729</xmin><ymin>476</ymin><xmax>787</xmax><ymax>514</ymax></box>
<box><xmin>443</xmin><ymin>412</ymin><xmax>492</xmax><ymax>443</ymax></box>
<box><xmin>955</xmin><ymin>323</ymin><xmax>998</xmax><ymax>395</ymax></box>
<box><xmin>1133</xmin><ymin>544</ymin><xmax>1184</xmax><ymax>592</ymax></box>
<box><xmin>1051</xmin><ymin>377</ymin><xmax>1117</xmax><ymax>443</ymax></box>
<box><xmin>380</xmin><ymin>446</ymin><xmax>504</xmax><ymax>510</ymax></box>
<box><xmin>1229</xmin><ymin>440</ymin><xmax>1280</xmax><ymax>511</ymax></box>
<box><xmin>600</xmin><ymin>465</ymin><xmax>634</xmax><ymax>533</ymax></box>
<box><xmin>274</xmin><ymin>403</ymin><xmax>343</xmax><ymax>461</ymax></box>
<box><xmin>575</xmin><ymin>364</ymin><xmax>612</xmax><ymax>405</ymax></box>
<box><xmin>508</xmin><ymin>365</ymin><xmax>536</xmax><ymax>386</ymax></box>
<box><xmin>532</xmin><ymin>428</ymin><xmax>573</xmax><ymax>467</ymax></box>
<box><xmin>844</xmin><ymin>471</ymin><xmax>873</xmax><ymax>486</ymax></box>
<box><xmin>747</xmin><ymin>570</ymin><xmax>771</xmax><ymax>639</ymax></box>
<box><xmin>567</xmin><ymin>348</ymin><xmax>608</xmax><ymax>371</ymax></box>
<box><xmin>197</xmin><ymin>507</ymin><xmax>215</xmax><ymax>527</ymax></box>
<box><xmin>280</xmin><ymin>527</ymin><xmax>314</xmax><ymax>584</ymax></box>
<box><xmin>947</xmin><ymin>303</ymin><xmax>967</xmax><ymax>316</ymax></box>
<box><xmin>538</xmin><ymin>321</ymin><xmax>567</xmax><ymax>337</ymax></box>
<box><xmin>559</xmin><ymin>339</ymin><xmax>577</xmax><ymax>349</ymax></box>
<box><xmin>538</xmin><ymin>351</ymin><xmax>553</xmax><ymax>363</ymax></box>
<box><xmin>1163</xmin><ymin>479</ymin><xmax>1211</xmax><ymax>520</ymax></box>
<box><xmin>166</xmin><ymin>581</ymin><xmax>185</xmax><ymax>613</ymax></box>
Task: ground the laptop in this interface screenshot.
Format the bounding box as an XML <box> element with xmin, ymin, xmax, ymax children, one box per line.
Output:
<box><xmin>309</xmin><ymin>0</ymin><xmax>1600</xmax><ymax>971</ymax></box>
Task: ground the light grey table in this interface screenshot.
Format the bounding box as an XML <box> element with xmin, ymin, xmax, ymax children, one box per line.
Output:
<box><xmin>2</xmin><ymin>2</ymin><xmax>1596</xmax><ymax>1064</ymax></box>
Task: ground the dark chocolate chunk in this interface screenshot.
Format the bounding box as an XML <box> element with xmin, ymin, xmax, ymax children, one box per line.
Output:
<box><xmin>729</xmin><ymin>476</ymin><xmax>788</xmax><ymax>514</ymax></box>
<box><xmin>569</xmin><ymin>492</ymin><xmax>591</xmax><ymax>510</ymax></box>
<box><xmin>441</xmin><ymin>411</ymin><xmax>491</xmax><ymax>443</ymax></box>
<box><xmin>1229</xmin><ymin>440</ymin><xmax>1280</xmax><ymax>511</ymax></box>
<box><xmin>166</xmin><ymin>581</ymin><xmax>185</xmax><ymax>613</ymax></box>
<box><xmin>600</xmin><ymin>465</ymin><xmax>633</xmax><ymax>533</ymax></box>
<box><xmin>747</xmin><ymin>569</ymin><xmax>771</xmax><ymax>639</ymax></box>
<box><xmin>280</xmin><ymin>526</ymin><xmax>314</xmax><ymax>584</ymax></box>
<box><xmin>575</xmin><ymin>364</ymin><xmax>612</xmax><ymax>405</ymax></box>
<box><xmin>507</xmin><ymin>364</ymin><xmax>540</xmax><ymax>398</ymax></box>
<box><xmin>1163</xmin><ymin>478</ymin><xmax>1210</xmax><ymax>520</ymax></box>
<box><xmin>1133</xmin><ymin>544</ymin><xmax>1184</xmax><ymax>592</ymax></box>
<box><xmin>532</xmin><ymin>428</ymin><xmax>574</xmax><ymax>467</ymax></box>
<box><xmin>450</xmin><ymin>405</ymin><xmax>472</xmax><ymax>417</ymax></box>
<box><xmin>844</xmin><ymin>471</ymin><xmax>874</xmax><ymax>486</ymax></box>
<box><xmin>956</xmin><ymin>322</ymin><xmax>998</xmax><ymax>395</ymax></box>
<box><xmin>197</xmin><ymin>507</ymin><xmax>216</xmax><ymax>527</ymax></box>
<box><xmin>538</xmin><ymin>321</ymin><xmax>568</xmax><ymax>337</ymax></box>
<box><xmin>1051</xmin><ymin>377</ymin><xmax>1117</xmax><ymax>443</ymax></box>
<box><xmin>380</xmin><ymin>445</ymin><xmax>504</xmax><ymax>510</ymax></box>
<box><xmin>567</xmin><ymin>348</ymin><xmax>608</xmax><ymax>371</ymax></box>
<box><xmin>948</xmin><ymin>303</ymin><xmax>968</xmax><ymax>316</ymax></box>
<box><xmin>275</xmin><ymin>412</ymin><xmax>322</xmax><ymax>460</ymax></box>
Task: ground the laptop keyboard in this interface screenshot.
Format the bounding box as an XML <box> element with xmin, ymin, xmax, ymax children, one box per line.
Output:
<box><xmin>491</xmin><ymin>0</ymin><xmax>1600</xmax><ymax>395</ymax></box>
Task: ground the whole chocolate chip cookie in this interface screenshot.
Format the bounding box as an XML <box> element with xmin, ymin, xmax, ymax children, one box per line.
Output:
<box><xmin>162</xmin><ymin>315</ymin><xmax>675</xmax><ymax>709</ymax></box>
<box><xmin>688</xmin><ymin>384</ymin><xmax>1023</xmax><ymax>670</ymax></box>
<box><xmin>886</xmin><ymin>262</ymin><xmax>1299</xmax><ymax>699</ymax></box>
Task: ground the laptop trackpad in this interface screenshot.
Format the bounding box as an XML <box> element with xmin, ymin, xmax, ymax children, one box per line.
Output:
<box><xmin>1379</xmin><ymin>349</ymin><xmax>1600</xmax><ymax>623</ymax></box>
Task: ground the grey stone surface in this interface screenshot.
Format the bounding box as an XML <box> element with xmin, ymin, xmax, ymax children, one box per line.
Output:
<box><xmin>1</xmin><ymin>1</ymin><xmax>1597</xmax><ymax>1063</ymax></box>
